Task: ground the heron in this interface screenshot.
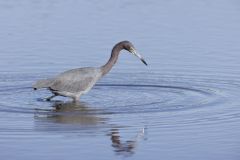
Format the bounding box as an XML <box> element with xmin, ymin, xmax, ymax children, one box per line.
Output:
<box><xmin>33</xmin><ymin>41</ymin><xmax>147</xmax><ymax>101</ymax></box>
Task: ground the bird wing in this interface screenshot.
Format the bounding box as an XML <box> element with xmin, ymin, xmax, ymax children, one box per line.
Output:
<box><xmin>49</xmin><ymin>68</ymin><xmax>101</xmax><ymax>93</ymax></box>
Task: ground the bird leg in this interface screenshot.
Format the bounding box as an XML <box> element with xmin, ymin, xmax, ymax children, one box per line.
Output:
<box><xmin>45</xmin><ymin>94</ymin><xmax>57</xmax><ymax>101</ymax></box>
<box><xmin>72</xmin><ymin>96</ymin><xmax>80</xmax><ymax>102</ymax></box>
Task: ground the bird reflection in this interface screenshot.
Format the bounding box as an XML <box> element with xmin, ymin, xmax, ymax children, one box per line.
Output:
<box><xmin>109</xmin><ymin>128</ymin><xmax>145</xmax><ymax>157</ymax></box>
<box><xmin>35</xmin><ymin>101</ymin><xmax>106</xmax><ymax>125</ymax></box>
<box><xmin>34</xmin><ymin>101</ymin><xmax>145</xmax><ymax>157</ymax></box>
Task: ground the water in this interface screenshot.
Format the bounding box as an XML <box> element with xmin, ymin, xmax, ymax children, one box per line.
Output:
<box><xmin>0</xmin><ymin>0</ymin><xmax>240</xmax><ymax>159</ymax></box>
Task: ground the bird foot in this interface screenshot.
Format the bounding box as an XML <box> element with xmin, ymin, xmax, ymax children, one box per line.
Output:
<box><xmin>45</xmin><ymin>98</ymin><xmax>51</xmax><ymax>101</ymax></box>
<box><xmin>45</xmin><ymin>95</ymin><xmax>56</xmax><ymax>101</ymax></box>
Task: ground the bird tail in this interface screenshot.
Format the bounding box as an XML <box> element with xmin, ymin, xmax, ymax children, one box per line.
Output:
<box><xmin>33</xmin><ymin>79</ymin><xmax>54</xmax><ymax>90</ymax></box>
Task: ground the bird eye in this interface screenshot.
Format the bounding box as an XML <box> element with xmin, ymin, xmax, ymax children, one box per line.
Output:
<box><xmin>129</xmin><ymin>47</ymin><xmax>135</xmax><ymax>54</ymax></box>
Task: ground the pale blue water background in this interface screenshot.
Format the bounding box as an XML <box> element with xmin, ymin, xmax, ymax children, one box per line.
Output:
<box><xmin>0</xmin><ymin>0</ymin><xmax>240</xmax><ymax>159</ymax></box>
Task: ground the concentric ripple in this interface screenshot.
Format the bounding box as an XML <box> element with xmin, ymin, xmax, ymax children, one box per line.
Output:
<box><xmin>0</xmin><ymin>72</ymin><xmax>240</xmax><ymax>159</ymax></box>
<box><xmin>0</xmin><ymin>73</ymin><xmax>236</xmax><ymax>116</ymax></box>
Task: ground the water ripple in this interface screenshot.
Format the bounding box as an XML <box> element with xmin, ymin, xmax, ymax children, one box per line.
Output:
<box><xmin>0</xmin><ymin>74</ymin><xmax>236</xmax><ymax>118</ymax></box>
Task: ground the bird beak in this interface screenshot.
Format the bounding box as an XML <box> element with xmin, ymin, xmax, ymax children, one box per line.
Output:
<box><xmin>130</xmin><ymin>47</ymin><xmax>148</xmax><ymax>66</ymax></box>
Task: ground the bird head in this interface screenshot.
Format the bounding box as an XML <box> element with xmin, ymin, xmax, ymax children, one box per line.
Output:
<box><xmin>122</xmin><ymin>41</ymin><xmax>148</xmax><ymax>66</ymax></box>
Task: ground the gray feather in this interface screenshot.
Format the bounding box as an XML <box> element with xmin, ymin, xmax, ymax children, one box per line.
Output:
<box><xmin>49</xmin><ymin>67</ymin><xmax>102</xmax><ymax>93</ymax></box>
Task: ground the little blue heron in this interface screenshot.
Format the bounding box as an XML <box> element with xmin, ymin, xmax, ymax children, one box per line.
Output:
<box><xmin>33</xmin><ymin>41</ymin><xmax>147</xmax><ymax>101</ymax></box>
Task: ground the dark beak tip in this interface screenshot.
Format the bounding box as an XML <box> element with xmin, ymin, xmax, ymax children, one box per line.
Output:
<box><xmin>141</xmin><ymin>59</ymin><xmax>148</xmax><ymax>66</ymax></box>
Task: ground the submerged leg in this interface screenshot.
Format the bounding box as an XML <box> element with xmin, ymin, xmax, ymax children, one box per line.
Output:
<box><xmin>72</xmin><ymin>96</ymin><xmax>80</xmax><ymax>102</ymax></box>
<box><xmin>45</xmin><ymin>94</ymin><xmax>57</xmax><ymax>101</ymax></box>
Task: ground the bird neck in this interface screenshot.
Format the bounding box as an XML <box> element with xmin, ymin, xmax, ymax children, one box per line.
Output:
<box><xmin>101</xmin><ymin>44</ymin><xmax>123</xmax><ymax>76</ymax></box>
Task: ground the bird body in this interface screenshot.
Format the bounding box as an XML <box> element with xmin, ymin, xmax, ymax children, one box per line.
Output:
<box><xmin>33</xmin><ymin>41</ymin><xmax>147</xmax><ymax>101</ymax></box>
<box><xmin>33</xmin><ymin>67</ymin><xmax>102</xmax><ymax>101</ymax></box>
